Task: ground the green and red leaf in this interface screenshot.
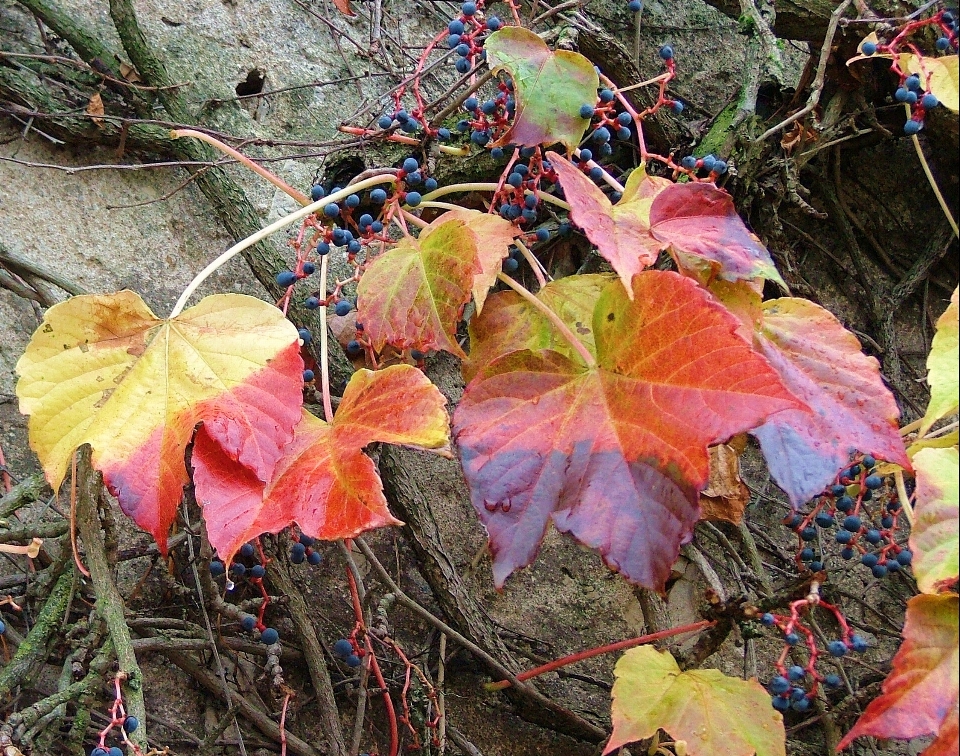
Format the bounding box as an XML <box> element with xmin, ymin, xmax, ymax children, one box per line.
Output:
<box><xmin>839</xmin><ymin>593</ymin><xmax>959</xmax><ymax>755</ymax></box>
<box><xmin>911</xmin><ymin>447</ymin><xmax>959</xmax><ymax>594</ymax></box>
<box><xmin>485</xmin><ymin>28</ymin><xmax>599</xmax><ymax>149</ymax></box>
<box><xmin>748</xmin><ymin>298</ymin><xmax>908</xmax><ymax>506</ymax></box>
<box><xmin>453</xmin><ymin>271</ymin><xmax>803</xmax><ymax>589</ymax></box>
<box><xmin>357</xmin><ymin>214</ymin><xmax>481</xmax><ymax>358</ymax></box>
<box><xmin>15</xmin><ymin>292</ymin><xmax>303</xmax><ymax>551</ymax></box>
<box><xmin>919</xmin><ymin>287</ymin><xmax>959</xmax><ymax>436</ymax></box>
<box><xmin>193</xmin><ymin>365</ymin><xmax>450</xmax><ymax>562</ymax></box>
<box><xmin>606</xmin><ymin>645</ymin><xmax>786</xmax><ymax>756</ymax></box>
<box><xmin>464</xmin><ymin>273</ymin><xmax>613</xmax><ymax>381</ymax></box>
<box><xmin>440</xmin><ymin>208</ymin><xmax>521</xmax><ymax>313</ymax></box>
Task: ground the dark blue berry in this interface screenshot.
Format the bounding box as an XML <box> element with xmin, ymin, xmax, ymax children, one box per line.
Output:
<box><xmin>887</xmin><ymin>560</ymin><xmax>901</xmax><ymax>572</ymax></box>
<box><xmin>922</xmin><ymin>93</ymin><xmax>939</xmax><ymax>109</ymax></box>
<box><xmin>302</xmin><ymin>261</ymin><xmax>316</xmax><ymax>275</ymax></box>
<box><xmin>700</xmin><ymin>154</ymin><xmax>716</xmax><ymax>171</ymax></box>
<box><xmin>904</xmin><ymin>119</ymin><xmax>922</xmax><ymax>135</ymax></box>
<box><xmin>378</xmin><ymin>115</ymin><xmax>394</xmax><ymax>130</ymax></box>
<box><xmin>761</xmin><ymin>612</ymin><xmax>776</xmax><ymax>626</ymax></box>
<box><xmin>345</xmin><ymin>654</ymin><xmax>362</xmax><ymax>668</ymax></box>
<box><xmin>462</xmin><ymin>2</ymin><xmax>477</xmax><ymax>16</ymax></box>
<box><xmin>836</xmin><ymin>496</ymin><xmax>854</xmax><ymax>512</ymax></box>
<box><xmin>448</xmin><ymin>19</ymin><xmax>465</xmax><ymax>35</ymax></box>
<box><xmin>800</xmin><ymin>526</ymin><xmax>818</xmax><ymax>541</ymax></box>
<box><xmin>792</xmin><ymin>696</ymin><xmax>810</xmax><ymax>712</ymax></box>
<box><xmin>599</xmin><ymin>88</ymin><xmax>615</xmax><ymax>103</ymax></box>
<box><xmin>229</xmin><ymin>562</ymin><xmax>246</xmax><ymax>577</ymax></box>
<box><xmin>906</xmin><ymin>74</ymin><xmax>922</xmax><ymax>91</ymax></box>
<box><xmin>579</xmin><ymin>148</ymin><xmax>594</xmax><ymax>162</ymax></box>
<box><xmin>672</xmin><ymin>100</ymin><xmax>684</xmax><ymax>114</ymax></box>
<box><xmin>324</xmin><ymin>203</ymin><xmax>340</xmax><ymax>218</ymax></box>
<box><xmin>308</xmin><ymin>550</ymin><xmax>322</xmax><ymax>566</ymax></box>
<box><xmin>896</xmin><ymin>549</ymin><xmax>912</xmax><ymax>565</ymax></box>
<box><xmin>401</xmin><ymin>119</ymin><xmax>420</xmax><ymax>133</ymax></box>
<box><xmin>770</xmin><ymin>675</ymin><xmax>790</xmax><ymax>694</ymax></box>
<box><xmin>659</xmin><ymin>45</ymin><xmax>674</xmax><ymax>60</ymax></box>
<box><xmin>785</xmin><ymin>632</ymin><xmax>800</xmax><ymax>646</ymax></box>
<box><xmin>370</xmin><ymin>188</ymin><xmax>388</xmax><ymax>204</ymax></box>
<box><xmin>250</xmin><ymin>564</ymin><xmax>265</xmax><ymax>579</ymax></box>
<box><xmin>871</xmin><ymin>564</ymin><xmax>888</xmax><ymax>578</ymax></box>
<box><xmin>456</xmin><ymin>58</ymin><xmax>472</xmax><ymax>74</ymax></box>
<box><xmin>617</xmin><ymin>111</ymin><xmax>632</xmax><ymax>126</ymax></box>
<box><xmin>240</xmin><ymin>543</ymin><xmax>255</xmax><ymax>558</ymax></box>
<box><xmin>937</xmin><ymin>36</ymin><xmax>951</xmax><ymax>51</ymax></box>
<box><xmin>579</xmin><ymin>103</ymin><xmax>595</xmax><ymax>118</ymax></box>
<box><xmin>303</xmin><ymin>369</ymin><xmax>315</xmax><ymax>382</ymax></box>
<box><xmin>487</xmin><ymin>16</ymin><xmax>502</xmax><ymax>30</ymax></box>
<box><xmin>825</xmin><ymin>674</ymin><xmax>843</xmax><ymax>688</ymax></box>
<box><xmin>347</xmin><ymin>340</ymin><xmax>363</xmax><ymax>356</ymax></box>
<box><xmin>835</xmin><ymin>530</ymin><xmax>852</xmax><ymax>545</ymax></box>
<box><xmin>800</xmin><ymin>547</ymin><xmax>815</xmax><ymax>562</ymax></box>
<box><xmin>788</xmin><ymin>665</ymin><xmax>806</xmax><ymax>681</ymax></box>
<box><xmin>629</xmin><ymin>0</ymin><xmax>643</xmax><ymax>10</ymax></box>
<box><xmin>241</xmin><ymin>614</ymin><xmax>257</xmax><ymax>631</ymax></box>
<box><xmin>298</xmin><ymin>328</ymin><xmax>312</xmax><ymax>344</ymax></box>
<box><xmin>861</xmin><ymin>553</ymin><xmax>879</xmax><ymax>568</ymax></box>
<box><xmin>864</xmin><ymin>529</ymin><xmax>882</xmax><ymax>545</ymax></box>
<box><xmin>810</xmin><ymin>561</ymin><xmax>824</xmax><ymax>571</ymax></box>
<box><xmin>841</xmin><ymin>547</ymin><xmax>855</xmax><ymax>560</ymax></box>
<box><xmin>617</xmin><ymin>126</ymin><xmax>632</xmax><ymax>140</ymax></box>
<box><xmin>864</xmin><ymin>474</ymin><xmax>883</xmax><ymax>490</ymax></box>
<box><xmin>772</xmin><ymin>695</ymin><xmax>790</xmax><ymax>711</ymax></box>
<box><xmin>470</xmin><ymin>130</ymin><xmax>490</xmax><ymax>146</ymax></box>
<box><xmin>503</xmin><ymin>257</ymin><xmax>520</xmax><ymax>273</ymax></box>
<box><xmin>210</xmin><ymin>560</ymin><xmax>225</xmax><ymax>576</ymax></box>
<box><xmin>588</xmin><ymin>166</ymin><xmax>604</xmax><ymax>180</ymax></box>
<box><xmin>851</xmin><ymin>635</ymin><xmax>869</xmax><ymax>653</ymax></box>
<box><xmin>536</xmin><ymin>228</ymin><xmax>550</xmax><ymax>242</ymax></box>
<box><xmin>831</xmin><ymin>484</ymin><xmax>847</xmax><ymax>497</ymax></box>
<box><xmin>335</xmin><ymin>300</ymin><xmax>352</xmax><ymax>317</ymax></box>
<box><xmin>91</xmin><ymin>749</ymin><xmax>109</xmax><ymax>756</ymax></box>
<box><xmin>310</xmin><ymin>185</ymin><xmax>326</xmax><ymax>201</ymax></box>
<box><xmin>507</xmin><ymin>172</ymin><xmax>523</xmax><ymax>188</ymax></box>
<box><xmin>828</xmin><ymin>640</ymin><xmax>848</xmax><ymax>657</ymax></box>
<box><xmin>334</xmin><ymin>638</ymin><xmax>354</xmax><ymax>657</ymax></box>
<box><xmin>406</xmin><ymin>191</ymin><xmax>422</xmax><ymax>207</ymax></box>
<box><xmin>861</xmin><ymin>455</ymin><xmax>876</xmax><ymax>468</ymax></box>
<box><xmin>109</xmin><ymin>749</ymin><xmax>123</xmax><ymax>756</ymax></box>
<box><xmin>592</xmin><ymin>126</ymin><xmax>611</xmax><ymax>142</ymax></box>
<box><xmin>304</xmin><ymin>295</ymin><xmax>321</xmax><ymax>309</ymax></box>
<box><xmin>260</xmin><ymin>628</ymin><xmax>280</xmax><ymax>645</ymax></box>
<box><xmin>276</xmin><ymin>270</ymin><xmax>297</xmax><ymax>287</ymax></box>
<box><xmin>712</xmin><ymin>160</ymin><xmax>728</xmax><ymax>174</ymax></box>
<box><xmin>424</xmin><ymin>177</ymin><xmax>439</xmax><ymax>192</ymax></box>
<box><xmin>881</xmin><ymin>516</ymin><xmax>894</xmax><ymax>529</ymax></box>
<box><xmin>842</xmin><ymin>515</ymin><xmax>862</xmax><ymax>532</ymax></box>
<box><xmin>491</xmin><ymin>146</ymin><xmax>505</xmax><ymax>159</ymax></box>
<box><xmin>815</xmin><ymin>512</ymin><xmax>834</xmax><ymax>528</ymax></box>
<box><xmin>862</xmin><ymin>41</ymin><xmax>877</xmax><ymax>55</ymax></box>
<box><xmin>437</xmin><ymin>128</ymin><xmax>451</xmax><ymax>141</ymax></box>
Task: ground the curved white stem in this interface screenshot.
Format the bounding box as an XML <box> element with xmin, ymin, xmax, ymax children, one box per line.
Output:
<box><xmin>170</xmin><ymin>175</ymin><xmax>397</xmax><ymax>318</ymax></box>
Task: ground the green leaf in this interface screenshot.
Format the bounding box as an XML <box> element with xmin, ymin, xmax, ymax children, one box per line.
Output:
<box><xmin>920</xmin><ymin>287</ymin><xmax>958</xmax><ymax>436</ymax></box>
<box><xmin>606</xmin><ymin>646</ymin><xmax>786</xmax><ymax>756</ymax></box>
<box><xmin>485</xmin><ymin>27</ymin><xmax>599</xmax><ymax>149</ymax></box>
<box><xmin>912</xmin><ymin>446</ymin><xmax>959</xmax><ymax>594</ymax></box>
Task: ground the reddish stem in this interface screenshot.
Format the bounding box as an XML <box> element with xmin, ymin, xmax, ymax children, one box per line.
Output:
<box><xmin>485</xmin><ymin>619</ymin><xmax>715</xmax><ymax>691</ymax></box>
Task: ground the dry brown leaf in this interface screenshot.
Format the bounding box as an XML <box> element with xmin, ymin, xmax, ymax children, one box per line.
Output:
<box><xmin>119</xmin><ymin>62</ymin><xmax>141</xmax><ymax>84</ymax></box>
<box><xmin>86</xmin><ymin>92</ymin><xmax>105</xmax><ymax>126</ymax></box>
<box><xmin>699</xmin><ymin>443</ymin><xmax>749</xmax><ymax>523</ymax></box>
<box><xmin>333</xmin><ymin>0</ymin><xmax>355</xmax><ymax>16</ymax></box>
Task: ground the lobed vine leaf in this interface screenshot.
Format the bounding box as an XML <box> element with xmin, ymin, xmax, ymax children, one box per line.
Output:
<box><xmin>15</xmin><ymin>292</ymin><xmax>303</xmax><ymax>551</ymax></box>
<box><xmin>649</xmin><ymin>183</ymin><xmax>786</xmax><ymax>289</ymax></box>
<box><xmin>919</xmin><ymin>287</ymin><xmax>958</xmax><ymax>436</ymax></box>
<box><xmin>193</xmin><ymin>365</ymin><xmax>450</xmax><ymax>563</ymax></box>
<box><xmin>548</xmin><ymin>152</ymin><xmax>783</xmax><ymax>295</ymax></box>
<box><xmin>838</xmin><ymin>593</ymin><xmax>959</xmax><ymax>755</ymax></box>
<box><xmin>547</xmin><ymin>153</ymin><xmax>667</xmax><ymax>296</ymax></box>
<box><xmin>911</xmin><ymin>447</ymin><xmax>959</xmax><ymax>594</ymax></box>
<box><xmin>606</xmin><ymin>645</ymin><xmax>786</xmax><ymax>756</ymax></box>
<box><xmin>357</xmin><ymin>214</ymin><xmax>481</xmax><ymax>358</ymax></box>
<box><xmin>464</xmin><ymin>273</ymin><xmax>613</xmax><ymax>381</ymax></box>
<box><xmin>453</xmin><ymin>271</ymin><xmax>803</xmax><ymax>589</ymax></box>
<box><xmin>485</xmin><ymin>28</ymin><xmax>599</xmax><ymax>149</ymax></box>
<box><xmin>748</xmin><ymin>297</ymin><xmax>908</xmax><ymax>507</ymax></box>
<box><xmin>440</xmin><ymin>208</ymin><xmax>521</xmax><ymax>313</ymax></box>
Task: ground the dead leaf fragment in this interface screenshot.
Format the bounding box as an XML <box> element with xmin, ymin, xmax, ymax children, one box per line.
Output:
<box><xmin>700</xmin><ymin>444</ymin><xmax>749</xmax><ymax>524</ymax></box>
<box><xmin>86</xmin><ymin>93</ymin><xmax>104</xmax><ymax>126</ymax></box>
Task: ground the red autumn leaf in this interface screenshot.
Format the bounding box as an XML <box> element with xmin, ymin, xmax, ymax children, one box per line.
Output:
<box><xmin>650</xmin><ymin>183</ymin><xmax>786</xmax><ymax>288</ymax></box>
<box><xmin>193</xmin><ymin>365</ymin><xmax>450</xmax><ymax>562</ymax></box>
<box><xmin>453</xmin><ymin>271</ymin><xmax>803</xmax><ymax>589</ymax></box>
<box><xmin>749</xmin><ymin>298</ymin><xmax>908</xmax><ymax>506</ymax></box>
<box><xmin>547</xmin><ymin>152</ymin><xmax>667</xmax><ymax>295</ymax></box>
<box><xmin>838</xmin><ymin>593</ymin><xmax>959</xmax><ymax>756</ymax></box>
<box><xmin>15</xmin><ymin>292</ymin><xmax>303</xmax><ymax>552</ymax></box>
<box><xmin>357</xmin><ymin>214</ymin><xmax>481</xmax><ymax>359</ymax></box>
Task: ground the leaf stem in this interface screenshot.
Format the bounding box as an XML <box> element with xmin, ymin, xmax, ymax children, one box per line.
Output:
<box><xmin>514</xmin><ymin>239</ymin><xmax>548</xmax><ymax>288</ymax></box>
<box><xmin>894</xmin><ymin>469</ymin><xmax>915</xmax><ymax>527</ymax></box>
<box><xmin>318</xmin><ymin>254</ymin><xmax>334</xmax><ymax>424</ymax></box>
<box><xmin>905</xmin><ymin>104</ymin><xmax>958</xmax><ymax>237</ymax></box>
<box><xmin>400</xmin><ymin>208</ymin><xmax>429</xmax><ymax>228</ymax></box>
<box><xmin>485</xmin><ymin>620</ymin><xmax>715</xmax><ymax>691</ymax></box>
<box><xmin>171</xmin><ymin>129</ymin><xmax>311</xmax><ymax>206</ymax></box>
<box><xmin>170</xmin><ymin>175</ymin><xmax>397</xmax><ymax>318</ymax></box>
<box><xmin>496</xmin><ymin>273</ymin><xmax>596</xmax><ymax>367</ymax></box>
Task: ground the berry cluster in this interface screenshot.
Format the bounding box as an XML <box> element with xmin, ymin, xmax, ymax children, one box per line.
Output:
<box><xmin>332</xmin><ymin>636</ymin><xmax>364</xmax><ymax>668</ymax></box>
<box><xmin>492</xmin><ymin>146</ymin><xmax>553</xmax><ymax>227</ymax></box>
<box><xmin>783</xmin><ymin>455</ymin><xmax>912</xmax><ymax>579</ymax></box>
<box><xmin>210</xmin><ymin>541</ymin><xmax>280</xmax><ymax>645</ymax></box>
<box><xmin>679</xmin><ymin>153</ymin><xmax>729</xmax><ymax>178</ymax></box>
<box><xmin>858</xmin><ymin>9</ymin><xmax>957</xmax><ymax>134</ymax></box>
<box><xmin>457</xmin><ymin>78</ymin><xmax>516</xmax><ymax>148</ymax></box>
<box><xmin>756</xmin><ymin>583</ymin><xmax>870</xmax><ymax>713</ymax></box>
